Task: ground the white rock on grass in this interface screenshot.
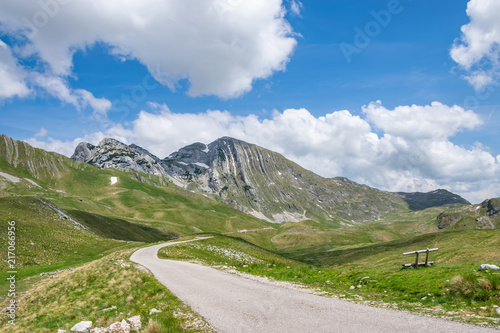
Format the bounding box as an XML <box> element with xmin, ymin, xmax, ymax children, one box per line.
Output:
<box><xmin>127</xmin><ymin>316</ymin><xmax>142</xmax><ymax>331</ymax></box>
<box><xmin>70</xmin><ymin>321</ymin><xmax>93</xmax><ymax>333</ymax></box>
<box><xmin>90</xmin><ymin>329</ymin><xmax>107</xmax><ymax>333</ymax></box>
<box><xmin>479</xmin><ymin>264</ymin><xmax>500</xmax><ymax>271</ymax></box>
<box><xmin>89</xmin><ymin>316</ymin><xmax>140</xmax><ymax>333</ymax></box>
<box><xmin>57</xmin><ymin>330</ymin><xmax>67</xmax><ymax>333</ymax></box>
<box><xmin>106</xmin><ymin>319</ymin><xmax>131</xmax><ymax>332</ymax></box>
<box><xmin>149</xmin><ymin>308</ymin><xmax>162</xmax><ymax>315</ymax></box>
<box><xmin>102</xmin><ymin>305</ymin><xmax>117</xmax><ymax>312</ymax></box>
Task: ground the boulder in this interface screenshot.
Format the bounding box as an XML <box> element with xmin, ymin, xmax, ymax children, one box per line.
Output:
<box><xmin>126</xmin><ymin>315</ymin><xmax>141</xmax><ymax>331</ymax></box>
<box><xmin>106</xmin><ymin>320</ymin><xmax>130</xmax><ymax>333</ymax></box>
<box><xmin>70</xmin><ymin>321</ymin><xmax>93</xmax><ymax>333</ymax></box>
<box><xmin>479</xmin><ymin>264</ymin><xmax>500</xmax><ymax>271</ymax></box>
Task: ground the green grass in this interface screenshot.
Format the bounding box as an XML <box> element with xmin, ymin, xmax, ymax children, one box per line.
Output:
<box><xmin>0</xmin><ymin>248</ymin><xmax>212</xmax><ymax>333</ymax></box>
<box><xmin>67</xmin><ymin>210</ymin><xmax>175</xmax><ymax>242</ymax></box>
<box><xmin>0</xmin><ymin>196</ymin><xmax>154</xmax><ymax>299</ymax></box>
<box><xmin>158</xmin><ymin>235</ymin><xmax>301</xmax><ymax>268</ymax></box>
<box><xmin>0</xmin><ymin>197</ymin><xmax>127</xmax><ymax>271</ymax></box>
<box><xmin>285</xmin><ymin>229</ymin><xmax>500</xmax><ymax>267</ymax></box>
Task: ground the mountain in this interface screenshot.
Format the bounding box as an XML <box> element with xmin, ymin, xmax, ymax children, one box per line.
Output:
<box><xmin>72</xmin><ymin>136</ymin><xmax>470</xmax><ymax>224</ymax></box>
<box><xmin>0</xmin><ymin>134</ymin><xmax>277</xmax><ymax>269</ymax></box>
<box><xmin>0</xmin><ymin>134</ymin><xmax>80</xmax><ymax>181</ymax></box>
<box><xmin>72</xmin><ymin>138</ymin><xmax>167</xmax><ymax>178</ymax></box>
<box><xmin>398</xmin><ymin>189</ymin><xmax>469</xmax><ymax>211</ymax></box>
<box><xmin>436</xmin><ymin>198</ymin><xmax>499</xmax><ymax>230</ymax></box>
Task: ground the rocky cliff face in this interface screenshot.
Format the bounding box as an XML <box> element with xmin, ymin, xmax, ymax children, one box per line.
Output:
<box><xmin>71</xmin><ymin>137</ymin><xmax>470</xmax><ymax>224</ymax></box>
<box><xmin>71</xmin><ymin>138</ymin><xmax>167</xmax><ymax>177</ymax></box>
<box><xmin>483</xmin><ymin>198</ymin><xmax>500</xmax><ymax>217</ymax></box>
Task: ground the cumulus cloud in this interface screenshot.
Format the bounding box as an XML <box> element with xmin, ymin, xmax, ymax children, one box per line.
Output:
<box><xmin>363</xmin><ymin>101</ymin><xmax>483</xmax><ymax>140</ymax></box>
<box><xmin>27</xmin><ymin>101</ymin><xmax>500</xmax><ymax>202</ymax></box>
<box><xmin>0</xmin><ymin>40</ymin><xmax>30</xmax><ymax>99</ymax></box>
<box><xmin>450</xmin><ymin>0</ymin><xmax>500</xmax><ymax>90</ymax></box>
<box><xmin>0</xmin><ymin>0</ymin><xmax>297</xmax><ymax>99</ymax></box>
<box><xmin>0</xmin><ymin>36</ymin><xmax>110</xmax><ymax>114</ymax></box>
<box><xmin>30</xmin><ymin>73</ymin><xmax>111</xmax><ymax>117</ymax></box>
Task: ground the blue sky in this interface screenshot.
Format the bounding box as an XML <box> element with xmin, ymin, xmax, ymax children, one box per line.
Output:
<box><xmin>0</xmin><ymin>0</ymin><xmax>499</xmax><ymax>202</ymax></box>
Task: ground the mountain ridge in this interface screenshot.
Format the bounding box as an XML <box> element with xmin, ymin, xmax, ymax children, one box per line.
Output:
<box><xmin>72</xmin><ymin>136</ymin><xmax>470</xmax><ymax>223</ymax></box>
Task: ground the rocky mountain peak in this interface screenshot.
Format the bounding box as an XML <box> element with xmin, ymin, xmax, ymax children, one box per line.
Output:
<box><xmin>71</xmin><ymin>142</ymin><xmax>96</xmax><ymax>162</ymax></box>
<box><xmin>165</xmin><ymin>142</ymin><xmax>210</xmax><ymax>165</ymax></box>
<box><xmin>71</xmin><ymin>138</ymin><xmax>166</xmax><ymax>176</ymax></box>
<box><xmin>71</xmin><ymin>136</ymin><xmax>471</xmax><ymax>224</ymax></box>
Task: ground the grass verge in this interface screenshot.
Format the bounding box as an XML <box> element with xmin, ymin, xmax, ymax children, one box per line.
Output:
<box><xmin>0</xmin><ymin>247</ymin><xmax>213</xmax><ymax>333</ymax></box>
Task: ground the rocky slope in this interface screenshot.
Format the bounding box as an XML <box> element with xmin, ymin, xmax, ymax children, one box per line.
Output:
<box><xmin>71</xmin><ymin>137</ymin><xmax>470</xmax><ymax>224</ymax></box>
<box><xmin>72</xmin><ymin>138</ymin><xmax>166</xmax><ymax>177</ymax></box>
<box><xmin>437</xmin><ymin>198</ymin><xmax>499</xmax><ymax>230</ymax></box>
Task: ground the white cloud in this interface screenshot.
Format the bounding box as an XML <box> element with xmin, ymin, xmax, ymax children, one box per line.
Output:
<box><xmin>28</xmin><ymin>101</ymin><xmax>499</xmax><ymax>203</ymax></box>
<box><xmin>35</xmin><ymin>127</ymin><xmax>48</xmax><ymax>138</ymax></box>
<box><xmin>363</xmin><ymin>101</ymin><xmax>483</xmax><ymax>140</ymax></box>
<box><xmin>0</xmin><ymin>36</ymin><xmax>110</xmax><ymax>115</ymax></box>
<box><xmin>26</xmin><ymin>124</ymin><xmax>134</xmax><ymax>157</ymax></box>
<box><xmin>290</xmin><ymin>0</ymin><xmax>303</xmax><ymax>17</ymax></box>
<box><xmin>464</xmin><ymin>71</ymin><xmax>494</xmax><ymax>91</ymax></box>
<box><xmin>0</xmin><ymin>40</ymin><xmax>30</xmax><ymax>99</ymax></box>
<box><xmin>30</xmin><ymin>73</ymin><xmax>111</xmax><ymax>116</ymax></box>
<box><xmin>0</xmin><ymin>0</ymin><xmax>297</xmax><ymax>99</ymax></box>
<box><xmin>74</xmin><ymin>89</ymin><xmax>112</xmax><ymax>118</ymax></box>
<box><xmin>26</xmin><ymin>133</ymin><xmax>107</xmax><ymax>158</ymax></box>
<box><xmin>450</xmin><ymin>0</ymin><xmax>500</xmax><ymax>90</ymax></box>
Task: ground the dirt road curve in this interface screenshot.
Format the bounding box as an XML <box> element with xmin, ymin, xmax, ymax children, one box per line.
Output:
<box><xmin>130</xmin><ymin>240</ymin><xmax>497</xmax><ymax>333</ymax></box>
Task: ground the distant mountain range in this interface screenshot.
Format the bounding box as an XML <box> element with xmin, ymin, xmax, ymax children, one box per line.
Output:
<box><xmin>72</xmin><ymin>137</ymin><xmax>469</xmax><ymax>223</ymax></box>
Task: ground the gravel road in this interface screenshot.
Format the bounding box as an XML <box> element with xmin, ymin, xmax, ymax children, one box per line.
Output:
<box><xmin>130</xmin><ymin>240</ymin><xmax>498</xmax><ymax>333</ymax></box>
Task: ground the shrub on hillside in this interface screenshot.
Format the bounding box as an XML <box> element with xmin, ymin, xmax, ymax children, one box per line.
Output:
<box><xmin>449</xmin><ymin>273</ymin><xmax>500</xmax><ymax>302</ymax></box>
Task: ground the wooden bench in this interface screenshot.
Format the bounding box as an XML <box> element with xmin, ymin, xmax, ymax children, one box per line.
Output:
<box><xmin>402</xmin><ymin>248</ymin><xmax>438</xmax><ymax>268</ymax></box>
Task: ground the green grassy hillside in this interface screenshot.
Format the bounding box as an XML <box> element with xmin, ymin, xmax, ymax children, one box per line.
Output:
<box><xmin>0</xmin><ymin>135</ymin><xmax>277</xmax><ymax>271</ymax></box>
<box><xmin>294</xmin><ymin>229</ymin><xmax>500</xmax><ymax>267</ymax></box>
<box><xmin>158</xmin><ymin>235</ymin><xmax>301</xmax><ymax>268</ymax></box>
<box><xmin>0</xmin><ymin>248</ymin><xmax>211</xmax><ymax>333</ymax></box>
<box><xmin>0</xmin><ymin>197</ymin><xmax>126</xmax><ymax>270</ymax></box>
